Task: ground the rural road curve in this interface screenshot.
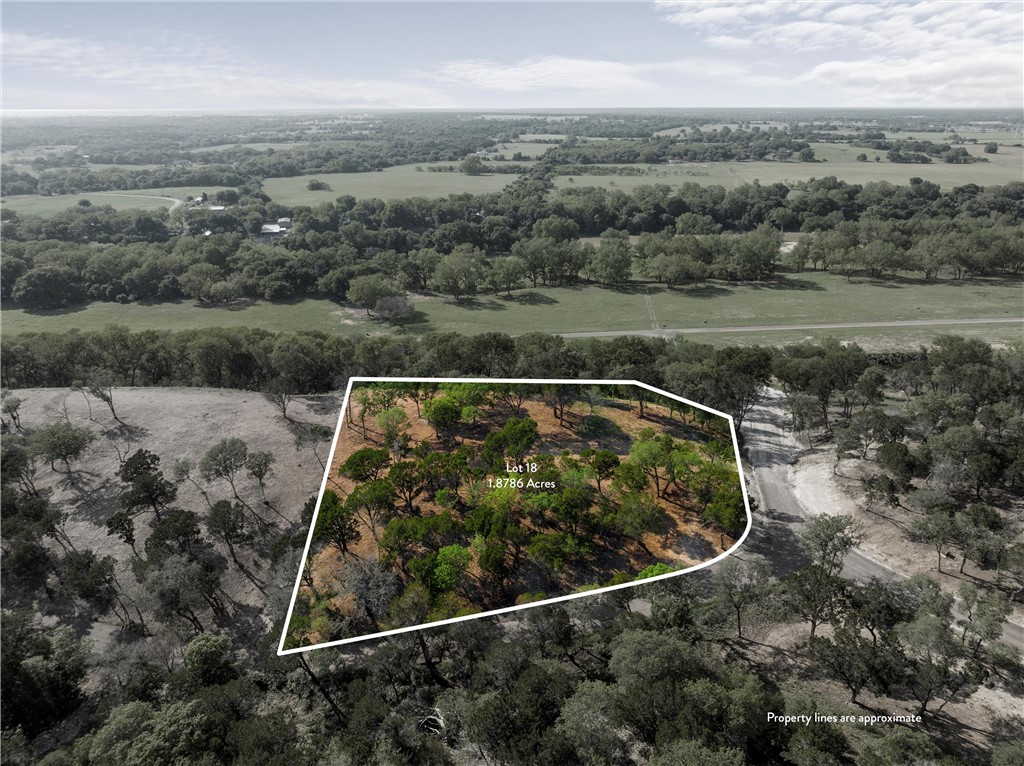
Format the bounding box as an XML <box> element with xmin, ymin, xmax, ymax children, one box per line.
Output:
<box><xmin>742</xmin><ymin>389</ymin><xmax>1024</xmax><ymax>652</ymax></box>
<box><xmin>558</xmin><ymin>317</ymin><xmax>1023</xmax><ymax>339</ymax></box>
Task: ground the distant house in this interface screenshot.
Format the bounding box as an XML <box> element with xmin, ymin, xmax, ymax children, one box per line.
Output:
<box><xmin>257</xmin><ymin>221</ymin><xmax>291</xmax><ymax>244</ymax></box>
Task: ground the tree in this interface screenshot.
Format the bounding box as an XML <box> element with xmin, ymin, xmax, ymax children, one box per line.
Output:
<box><xmin>459</xmin><ymin>155</ymin><xmax>485</xmax><ymax>175</ymax></box>
<box><xmin>345</xmin><ymin>479</ymin><xmax>395</xmax><ymax>543</ymax></box>
<box><xmin>810</xmin><ymin>624</ymin><xmax>899</xmax><ymax>703</ymax></box>
<box><xmin>488</xmin><ymin>256</ymin><xmax>527</xmax><ymax>295</ymax></box>
<box><xmin>589</xmin><ymin>229</ymin><xmax>633</xmax><ymax>284</ymax></box>
<box><xmin>433</xmin><ymin>544</ymin><xmax>472</xmax><ymax>592</ymax></box>
<box><xmin>183</xmin><ymin>633</ymin><xmax>236</xmax><ymax>686</ymax></box>
<box><xmin>798</xmin><ymin>514</ymin><xmax>863</xmax><ymax>576</ymax></box>
<box><xmin>785</xmin><ymin>565</ymin><xmax>845</xmax><ymax>639</ymax></box>
<box><xmin>481</xmin><ymin>416</ymin><xmax>539</xmax><ymax>471</ymax></box>
<box><xmin>348</xmin><ymin>274</ymin><xmax>400</xmax><ymax>315</ymax></box>
<box><xmin>911</xmin><ymin>511</ymin><xmax>956</xmax><ymax>573</ymax></box>
<box><xmin>388</xmin><ymin>461</ymin><xmax>424</xmax><ymax>514</ymax></box>
<box><xmin>198</xmin><ymin>438</ymin><xmax>249</xmax><ymax>503</ymax></box>
<box><xmin>373</xmin><ymin>294</ymin><xmax>414</xmax><ymax>320</ymax></box>
<box><xmin>423</xmin><ymin>396</ymin><xmax>460</xmax><ymax>439</ymax></box>
<box><xmin>29</xmin><ymin>422</ymin><xmax>95</xmax><ymax>481</ymax></box>
<box><xmin>0</xmin><ymin>615</ymin><xmax>91</xmax><ymax>737</ymax></box>
<box><xmin>703</xmin><ymin>485</ymin><xmax>747</xmax><ymax>547</ymax></box>
<box><xmin>583</xmin><ymin>448</ymin><xmax>620</xmax><ymax>496</ymax></box>
<box><xmin>554</xmin><ymin>681</ymin><xmax>631</xmax><ymax>766</ymax></box>
<box><xmin>118</xmin><ymin>449</ymin><xmax>178</xmax><ymax>520</ymax></box>
<box><xmin>64</xmin><ymin>549</ymin><xmax>117</xmax><ymax>613</ymax></box>
<box><xmin>1</xmin><ymin>393</ymin><xmax>23</xmax><ymax>429</ymax></box>
<box><xmin>376</xmin><ymin>407</ymin><xmax>410</xmax><ymax>456</ymax></box>
<box><xmin>340</xmin><ymin>559</ymin><xmax>400</xmax><ymax>624</ymax></box>
<box><xmin>245</xmin><ymin>451</ymin><xmax>275</xmax><ymax>503</ymax></box>
<box><xmin>340</xmin><ymin>447</ymin><xmax>391</xmax><ymax>482</ymax></box>
<box><xmin>615</xmin><ymin>491</ymin><xmax>662</xmax><ymax>553</ymax></box>
<box><xmin>314</xmin><ymin>489</ymin><xmax>361</xmax><ymax>555</ymax></box>
<box><xmin>897</xmin><ymin>611</ymin><xmax>982</xmax><ymax>715</ymax></box>
<box><xmin>206</xmin><ymin>500</ymin><xmax>251</xmax><ymax>567</ymax></box>
<box><xmin>713</xmin><ymin>558</ymin><xmax>770</xmax><ymax>638</ymax></box>
<box><xmin>428</xmin><ymin>247</ymin><xmax>487</xmax><ymax>301</ymax></box>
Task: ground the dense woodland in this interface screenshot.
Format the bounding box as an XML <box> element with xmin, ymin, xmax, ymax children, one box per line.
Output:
<box><xmin>3</xmin><ymin>170</ymin><xmax>1022</xmax><ymax>308</ymax></box>
<box><xmin>2</xmin><ymin>331</ymin><xmax>1022</xmax><ymax>765</ymax></box>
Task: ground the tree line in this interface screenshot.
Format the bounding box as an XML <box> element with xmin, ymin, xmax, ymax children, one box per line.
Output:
<box><xmin>4</xmin><ymin>173</ymin><xmax>1021</xmax><ymax>308</ymax></box>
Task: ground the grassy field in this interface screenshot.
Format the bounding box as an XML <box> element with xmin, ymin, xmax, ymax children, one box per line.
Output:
<box><xmin>262</xmin><ymin>163</ymin><xmax>521</xmax><ymax>205</ymax></box>
<box><xmin>191</xmin><ymin>142</ymin><xmax>312</xmax><ymax>152</ymax></box>
<box><xmin>647</xmin><ymin>271</ymin><xmax>1024</xmax><ymax>328</ymax></box>
<box><xmin>490</xmin><ymin>141</ymin><xmax>557</xmax><ymax>158</ymax></box>
<box><xmin>4</xmin><ymin>269</ymin><xmax>1019</xmax><ymax>348</ymax></box>
<box><xmin>0</xmin><ymin>299</ymin><xmax>377</xmax><ymax>336</ymax></box>
<box><xmin>1</xmin><ymin>186</ymin><xmax>234</xmax><ymax>216</ymax></box>
<box><xmin>884</xmin><ymin>130</ymin><xmax>1021</xmax><ymax>144</ymax></box>
<box><xmin>552</xmin><ymin>141</ymin><xmax>1024</xmax><ymax>192</ymax></box>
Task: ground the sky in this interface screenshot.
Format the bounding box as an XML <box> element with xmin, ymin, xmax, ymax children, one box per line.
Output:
<box><xmin>2</xmin><ymin>1</ymin><xmax>1022</xmax><ymax>112</ymax></box>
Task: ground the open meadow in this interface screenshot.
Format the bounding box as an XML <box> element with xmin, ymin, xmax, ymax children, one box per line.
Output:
<box><xmin>0</xmin><ymin>186</ymin><xmax>234</xmax><ymax>216</ymax></box>
<box><xmin>262</xmin><ymin>163</ymin><xmax>521</xmax><ymax>205</ymax></box>
<box><xmin>6</xmin><ymin>272</ymin><xmax>1019</xmax><ymax>352</ymax></box>
<box><xmin>552</xmin><ymin>141</ymin><xmax>1024</xmax><ymax>191</ymax></box>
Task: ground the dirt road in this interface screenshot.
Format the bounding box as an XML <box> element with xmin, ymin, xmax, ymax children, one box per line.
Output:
<box><xmin>559</xmin><ymin>317</ymin><xmax>1023</xmax><ymax>339</ymax></box>
<box><xmin>92</xmin><ymin>191</ymin><xmax>184</xmax><ymax>212</ymax></box>
<box><xmin>742</xmin><ymin>388</ymin><xmax>1024</xmax><ymax>651</ymax></box>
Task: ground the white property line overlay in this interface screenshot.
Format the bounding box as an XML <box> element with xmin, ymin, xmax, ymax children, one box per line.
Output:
<box><xmin>277</xmin><ymin>377</ymin><xmax>753</xmax><ymax>655</ymax></box>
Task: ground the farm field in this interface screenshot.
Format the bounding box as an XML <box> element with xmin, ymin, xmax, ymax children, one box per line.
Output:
<box><xmin>263</xmin><ymin>162</ymin><xmax>521</xmax><ymax>205</ymax></box>
<box><xmin>4</xmin><ymin>273</ymin><xmax>1020</xmax><ymax>342</ymax></box>
<box><xmin>0</xmin><ymin>185</ymin><xmax>234</xmax><ymax>216</ymax></box>
<box><xmin>552</xmin><ymin>141</ymin><xmax>1024</xmax><ymax>191</ymax></box>
<box><xmin>286</xmin><ymin>381</ymin><xmax>739</xmax><ymax>648</ymax></box>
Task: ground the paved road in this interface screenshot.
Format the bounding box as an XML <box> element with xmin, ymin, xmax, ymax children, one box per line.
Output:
<box><xmin>742</xmin><ymin>389</ymin><xmax>1024</xmax><ymax>651</ymax></box>
<box><xmin>559</xmin><ymin>317</ymin><xmax>1023</xmax><ymax>339</ymax></box>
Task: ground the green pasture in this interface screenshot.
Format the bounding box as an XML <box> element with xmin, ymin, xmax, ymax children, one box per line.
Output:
<box><xmin>0</xmin><ymin>299</ymin><xmax>376</xmax><ymax>337</ymax></box>
<box><xmin>489</xmin><ymin>142</ymin><xmax>556</xmax><ymax>158</ymax></box>
<box><xmin>4</xmin><ymin>271</ymin><xmax>1019</xmax><ymax>349</ymax></box>
<box><xmin>552</xmin><ymin>141</ymin><xmax>1023</xmax><ymax>192</ymax></box>
<box><xmin>648</xmin><ymin>272</ymin><xmax>1023</xmax><ymax>328</ymax></box>
<box><xmin>263</xmin><ymin>163</ymin><xmax>521</xmax><ymax>205</ymax></box>
<box><xmin>883</xmin><ymin>130</ymin><xmax>1021</xmax><ymax>144</ymax></box>
<box><xmin>1</xmin><ymin>186</ymin><xmax>234</xmax><ymax>217</ymax></box>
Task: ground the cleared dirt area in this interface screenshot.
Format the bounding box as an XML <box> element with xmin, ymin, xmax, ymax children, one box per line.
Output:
<box><xmin>294</xmin><ymin>385</ymin><xmax>740</xmax><ymax>645</ymax></box>
<box><xmin>780</xmin><ymin>402</ymin><xmax>1024</xmax><ymax>624</ymax></box>
<box><xmin>733</xmin><ymin>622</ymin><xmax>1023</xmax><ymax>762</ymax></box>
<box><xmin>8</xmin><ymin>387</ymin><xmax>340</xmax><ymax>648</ymax></box>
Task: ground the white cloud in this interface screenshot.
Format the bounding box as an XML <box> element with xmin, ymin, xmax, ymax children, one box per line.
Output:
<box><xmin>706</xmin><ymin>35</ymin><xmax>754</xmax><ymax>50</ymax></box>
<box><xmin>0</xmin><ymin>30</ymin><xmax>449</xmax><ymax>109</ymax></box>
<box><xmin>428</xmin><ymin>55</ymin><xmax>662</xmax><ymax>95</ymax></box>
<box><xmin>654</xmin><ymin>0</ymin><xmax>1023</xmax><ymax>105</ymax></box>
